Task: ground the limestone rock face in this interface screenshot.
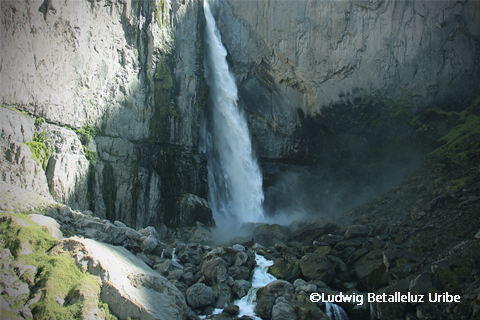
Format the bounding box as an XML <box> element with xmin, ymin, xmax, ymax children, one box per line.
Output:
<box><xmin>0</xmin><ymin>0</ymin><xmax>210</xmax><ymax>229</ymax></box>
<box><xmin>176</xmin><ymin>193</ymin><xmax>214</xmax><ymax>228</ymax></box>
<box><xmin>42</xmin><ymin>123</ymin><xmax>90</xmax><ymax>211</ymax></box>
<box><xmin>214</xmin><ymin>0</ymin><xmax>480</xmax><ymax>159</ymax></box>
<box><xmin>0</xmin><ymin>107</ymin><xmax>51</xmax><ymax>198</ymax></box>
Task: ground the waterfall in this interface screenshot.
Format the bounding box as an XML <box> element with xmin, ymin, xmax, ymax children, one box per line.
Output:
<box><xmin>200</xmin><ymin>0</ymin><xmax>264</xmax><ymax>227</ymax></box>
<box><xmin>325</xmin><ymin>301</ymin><xmax>349</xmax><ymax>320</ymax></box>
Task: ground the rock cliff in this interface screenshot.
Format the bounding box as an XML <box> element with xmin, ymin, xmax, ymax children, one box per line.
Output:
<box><xmin>214</xmin><ymin>0</ymin><xmax>480</xmax><ymax>160</ymax></box>
<box><xmin>1</xmin><ymin>0</ymin><xmax>209</xmax><ymax>228</ymax></box>
<box><xmin>1</xmin><ymin>0</ymin><xmax>480</xmax><ymax>228</ymax></box>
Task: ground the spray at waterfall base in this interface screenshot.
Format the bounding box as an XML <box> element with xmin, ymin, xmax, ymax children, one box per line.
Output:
<box><xmin>310</xmin><ymin>292</ymin><xmax>461</xmax><ymax>306</ymax></box>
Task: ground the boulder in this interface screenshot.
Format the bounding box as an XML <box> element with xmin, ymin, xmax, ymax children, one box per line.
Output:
<box><xmin>139</xmin><ymin>226</ymin><xmax>159</xmax><ymax>239</ymax></box>
<box><xmin>373</xmin><ymin>280</ymin><xmax>410</xmax><ymax>320</ymax></box>
<box><xmin>354</xmin><ymin>250</ymin><xmax>387</xmax><ymax>291</ymax></box>
<box><xmin>177</xmin><ymin>245</ymin><xmax>203</xmax><ymax>265</ymax></box>
<box><xmin>202</xmin><ymin>257</ymin><xmax>228</xmax><ymax>286</ymax></box>
<box><xmin>155</xmin><ymin>259</ymin><xmax>184</xmax><ymax>276</ymax></box>
<box><xmin>288</xmin><ymin>218</ymin><xmax>335</xmax><ymax>245</ymax></box>
<box><xmin>298</xmin><ymin>253</ymin><xmax>336</xmax><ymax>283</ymax></box>
<box><xmin>186</xmin><ymin>283</ymin><xmax>215</xmax><ymax>309</ymax></box>
<box><xmin>232</xmin><ymin>280</ymin><xmax>252</xmax><ymax>299</ymax></box>
<box><xmin>212</xmin><ymin>283</ymin><xmax>232</xmax><ymax>309</ymax></box>
<box><xmin>272</xmin><ymin>294</ymin><xmax>328</xmax><ymax>320</ymax></box>
<box><xmin>268</xmin><ymin>258</ymin><xmax>302</xmax><ymax>282</ymax></box>
<box><xmin>253</xmin><ymin>224</ymin><xmax>290</xmax><ymax>247</ymax></box>
<box><xmin>176</xmin><ymin>194</ymin><xmax>215</xmax><ymax>227</ymax></box>
<box><xmin>409</xmin><ymin>272</ymin><xmax>434</xmax><ymax>299</ymax></box>
<box><xmin>344</xmin><ymin>225</ymin><xmax>370</xmax><ymax>239</ymax></box>
<box><xmin>223</xmin><ymin>305</ymin><xmax>239</xmax><ymax>316</ymax></box>
<box><xmin>28</xmin><ymin>214</ymin><xmax>62</xmax><ymax>239</ymax></box>
<box><xmin>140</xmin><ymin>235</ymin><xmax>158</xmax><ymax>254</ymax></box>
<box><xmin>63</xmin><ymin>238</ymin><xmax>188</xmax><ymax>320</ymax></box>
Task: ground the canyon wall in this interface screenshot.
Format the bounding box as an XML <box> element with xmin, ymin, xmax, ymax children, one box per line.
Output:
<box><xmin>0</xmin><ymin>0</ymin><xmax>209</xmax><ymax>228</ymax></box>
<box><xmin>1</xmin><ymin>0</ymin><xmax>480</xmax><ymax>227</ymax></box>
<box><xmin>214</xmin><ymin>0</ymin><xmax>480</xmax><ymax>160</ymax></box>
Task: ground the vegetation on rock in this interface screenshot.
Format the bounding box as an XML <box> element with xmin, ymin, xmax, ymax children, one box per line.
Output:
<box><xmin>0</xmin><ymin>214</ymin><xmax>117</xmax><ymax>319</ymax></box>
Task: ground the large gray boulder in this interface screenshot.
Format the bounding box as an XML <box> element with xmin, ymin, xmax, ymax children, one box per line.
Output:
<box><xmin>63</xmin><ymin>238</ymin><xmax>188</xmax><ymax>320</ymax></box>
<box><xmin>186</xmin><ymin>283</ymin><xmax>215</xmax><ymax>309</ymax></box>
<box><xmin>176</xmin><ymin>193</ymin><xmax>214</xmax><ymax>227</ymax></box>
<box><xmin>201</xmin><ymin>257</ymin><xmax>228</xmax><ymax>286</ymax></box>
<box><xmin>253</xmin><ymin>224</ymin><xmax>290</xmax><ymax>247</ymax></box>
<box><xmin>298</xmin><ymin>253</ymin><xmax>336</xmax><ymax>283</ymax></box>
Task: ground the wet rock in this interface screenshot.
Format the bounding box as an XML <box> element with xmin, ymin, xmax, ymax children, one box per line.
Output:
<box><xmin>298</xmin><ymin>253</ymin><xmax>336</xmax><ymax>283</ymax></box>
<box><xmin>257</xmin><ymin>280</ymin><xmax>294</xmax><ymax>300</ymax></box>
<box><xmin>254</xmin><ymin>224</ymin><xmax>290</xmax><ymax>247</ymax></box>
<box><xmin>254</xmin><ymin>295</ymin><xmax>276</xmax><ymax>320</ymax></box>
<box><xmin>233</xmin><ymin>280</ymin><xmax>252</xmax><ymax>298</ymax></box>
<box><xmin>228</xmin><ymin>265</ymin><xmax>250</xmax><ymax>280</ymax></box>
<box><xmin>212</xmin><ymin>283</ymin><xmax>232</xmax><ymax>309</ymax></box>
<box><xmin>268</xmin><ymin>258</ymin><xmax>301</xmax><ymax>282</ymax></box>
<box><xmin>186</xmin><ymin>283</ymin><xmax>215</xmax><ymax>309</ymax></box>
<box><xmin>273</xmin><ymin>294</ymin><xmax>328</xmax><ymax>320</ymax></box>
<box><xmin>202</xmin><ymin>257</ymin><xmax>228</xmax><ymax>286</ymax></box>
<box><xmin>224</xmin><ymin>304</ymin><xmax>239</xmax><ymax>316</ymax></box>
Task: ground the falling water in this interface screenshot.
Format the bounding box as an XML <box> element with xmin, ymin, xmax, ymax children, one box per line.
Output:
<box><xmin>200</xmin><ymin>0</ymin><xmax>264</xmax><ymax>227</ymax></box>
<box><xmin>325</xmin><ymin>301</ymin><xmax>349</xmax><ymax>320</ymax></box>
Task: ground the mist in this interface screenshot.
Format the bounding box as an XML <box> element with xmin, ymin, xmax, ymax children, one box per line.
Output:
<box><xmin>262</xmin><ymin>154</ymin><xmax>424</xmax><ymax>226</ymax></box>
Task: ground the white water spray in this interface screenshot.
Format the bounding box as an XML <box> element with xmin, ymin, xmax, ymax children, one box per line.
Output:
<box><xmin>236</xmin><ymin>254</ymin><xmax>277</xmax><ymax>319</ymax></box>
<box><xmin>326</xmin><ymin>301</ymin><xmax>349</xmax><ymax>320</ymax></box>
<box><xmin>200</xmin><ymin>0</ymin><xmax>264</xmax><ymax>227</ymax></box>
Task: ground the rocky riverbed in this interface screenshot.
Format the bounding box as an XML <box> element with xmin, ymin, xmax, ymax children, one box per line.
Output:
<box><xmin>1</xmin><ymin>99</ymin><xmax>480</xmax><ymax>319</ymax></box>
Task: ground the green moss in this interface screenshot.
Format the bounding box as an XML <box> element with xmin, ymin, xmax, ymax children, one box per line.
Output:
<box><xmin>34</xmin><ymin>117</ymin><xmax>46</xmax><ymax>126</ymax></box>
<box><xmin>1</xmin><ymin>103</ymin><xmax>30</xmax><ymax>117</ymax></box>
<box><xmin>87</xmin><ymin>162</ymin><xmax>96</xmax><ymax>210</ymax></box>
<box><xmin>154</xmin><ymin>59</ymin><xmax>173</xmax><ymax>90</ymax></box>
<box><xmin>75</xmin><ymin>124</ymin><xmax>98</xmax><ymax>146</ymax></box>
<box><xmin>0</xmin><ymin>214</ymin><xmax>117</xmax><ymax>320</ymax></box>
<box><xmin>394</xmin><ymin>257</ymin><xmax>408</xmax><ymax>267</ymax></box>
<box><xmin>25</xmin><ymin>131</ymin><xmax>54</xmax><ymax>171</ymax></box>
<box><xmin>151</xmin><ymin>56</ymin><xmax>175</xmax><ymax>142</ymax></box>
<box><xmin>102</xmin><ymin>162</ymin><xmax>116</xmax><ymax>222</ymax></box>
<box><xmin>156</xmin><ymin>0</ymin><xmax>166</xmax><ymax>28</ymax></box>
